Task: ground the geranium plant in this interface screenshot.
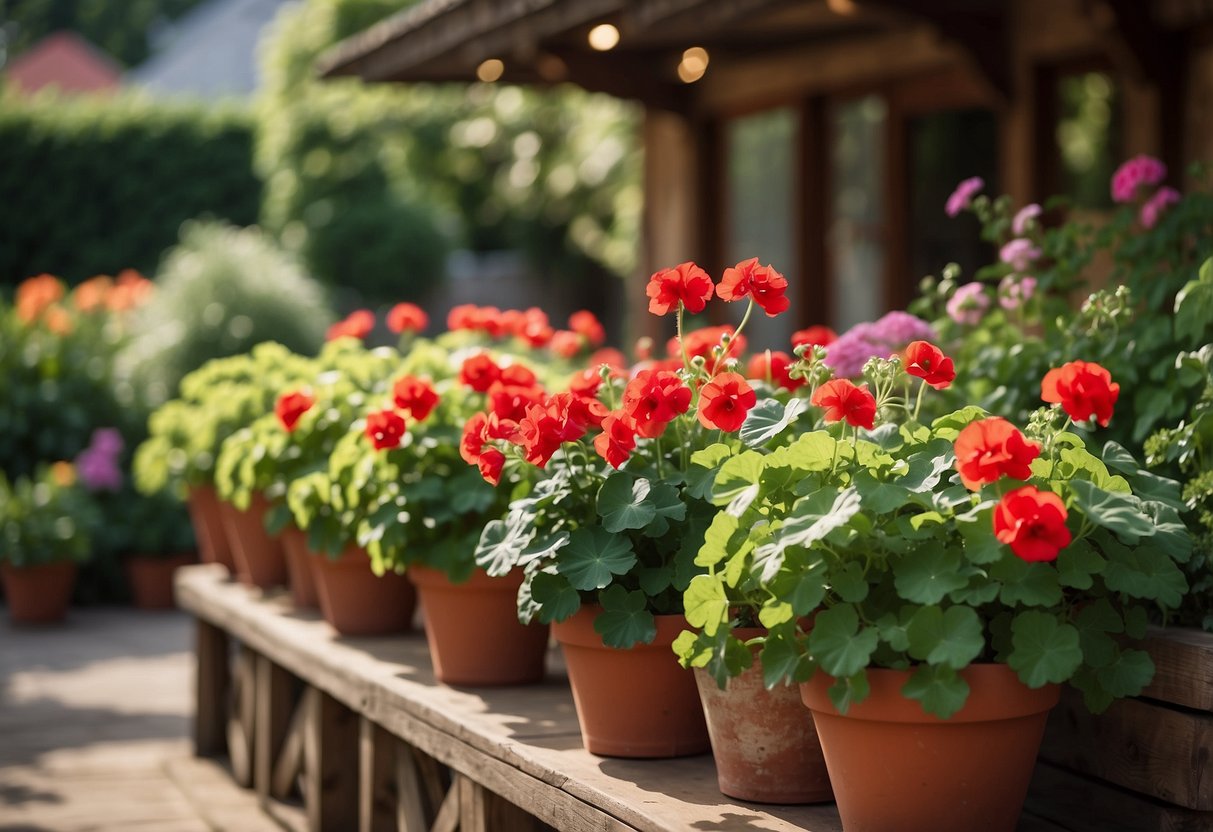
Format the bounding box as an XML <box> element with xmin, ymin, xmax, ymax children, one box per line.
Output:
<box><xmin>464</xmin><ymin>259</ymin><xmax>816</xmax><ymax>648</ymax></box>
<box><xmin>676</xmin><ymin>343</ymin><xmax>1190</xmax><ymax>718</ymax></box>
<box><xmin>0</xmin><ymin>462</ymin><xmax>102</xmax><ymax>567</ymax></box>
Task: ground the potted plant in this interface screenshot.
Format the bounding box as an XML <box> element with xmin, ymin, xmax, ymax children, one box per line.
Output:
<box><xmin>462</xmin><ymin>260</ymin><xmax>806</xmax><ymax>756</ymax></box>
<box><xmin>0</xmin><ymin>463</ymin><xmax>101</xmax><ymax>624</ymax></box>
<box><xmin>687</xmin><ymin>341</ymin><xmax>1189</xmax><ymax>830</ymax></box>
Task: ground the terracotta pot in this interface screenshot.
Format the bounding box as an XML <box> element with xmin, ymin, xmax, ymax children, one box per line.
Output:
<box><xmin>279</xmin><ymin>525</ymin><xmax>319</xmax><ymax>608</ymax></box>
<box><xmin>124</xmin><ymin>553</ymin><xmax>196</xmax><ymax>610</ymax></box>
<box><xmin>311</xmin><ymin>546</ymin><xmax>416</xmax><ymax>636</ymax></box>
<box><xmin>695</xmin><ymin>627</ymin><xmax>831</xmax><ymax>804</ymax></box>
<box><xmin>408</xmin><ymin>565</ymin><xmax>548</xmax><ymax>686</ymax></box>
<box><xmin>217</xmin><ymin>493</ymin><xmax>287</xmax><ymax>589</ymax></box>
<box><xmin>1</xmin><ymin>562</ymin><xmax>77</xmax><ymax>624</ymax></box>
<box><xmin>552</xmin><ymin>605</ymin><xmax>709</xmax><ymax>758</ymax></box>
<box><xmin>801</xmin><ymin>664</ymin><xmax>1060</xmax><ymax>832</ymax></box>
<box><xmin>186</xmin><ymin>485</ymin><xmax>235</xmax><ymax>573</ymax></box>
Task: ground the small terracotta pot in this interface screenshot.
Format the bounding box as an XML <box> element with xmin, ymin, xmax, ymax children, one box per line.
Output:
<box><xmin>187</xmin><ymin>485</ymin><xmax>235</xmax><ymax>573</ymax></box>
<box><xmin>801</xmin><ymin>664</ymin><xmax>1060</xmax><ymax>832</ymax></box>
<box><xmin>125</xmin><ymin>553</ymin><xmax>196</xmax><ymax>610</ymax></box>
<box><xmin>553</xmin><ymin>605</ymin><xmax>709</xmax><ymax>758</ymax></box>
<box><xmin>408</xmin><ymin>565</ymin><xmax>548</xmax><ymax>686</ymax></box>
<box><xmin>695</xmin><ymin>627</ymin><xmax>831</xmax><ymax>804</ymax></box>
<box><xmin>217</xmin><ymin>493</ymin><xmax>287</xmax><ymax>589</ymax></box>
<box><xmin>2</xmin><ymin>562</ymin><xmax>77</xmax><ymax>624</ymax></box>
<box><xmin>279</xmin><ymin>525</ymin><xmax>319</xmax><ymax>608</ymax></box>
<box><xmin>311</xmin><ymin>546</ymin><xmax>416</xmax><ymax>636</ymax></box>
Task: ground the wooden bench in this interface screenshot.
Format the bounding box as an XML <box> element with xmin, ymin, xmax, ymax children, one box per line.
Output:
<box><xmin>176</xmin><ymin>563</ymin><xmax>1081</xmax><ymax>831</ymax></box>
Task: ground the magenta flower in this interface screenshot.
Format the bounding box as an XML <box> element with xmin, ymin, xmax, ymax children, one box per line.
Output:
<box><xmin>998</xmin><ymin>275</ymin><xmax>1037</xmax><ymax>311</ymax></box>
<box><xmin>1012</xmin><ymin>204</ymin><xmax>1041</xmax><ymax>235</ymax></box>
<box><xmin>947</xmin><ymin>282</ymin><xmax>990</xmax><ymax>326</ymax></box>
<box><xmin>946</xmin><ymin>177</ymin><xmax>984</xmax><ymax>217</ymax></box>
<box><xmin>1000</xmin><ymin>238</ymin><xmax>1041</xmax><ymax>273</ymax></box>
<box><xmin>1111</xmin><ymin>155</ymin><xmax>1167</xmax><ymax>204</ymax></box>
<box><xmin>1140</xmin><ymin>186</ymin><xmax>1180</xmax><ymax>229</ymax></box>
<box><xmin>73</xmin><ymin>427</ymin><xmax>125</xmax><ymax>492</ymax></box>
<box><xmin>822</xmin><ymin>312</ymin><xmax>937</xmax><ymax>378</ymax></box>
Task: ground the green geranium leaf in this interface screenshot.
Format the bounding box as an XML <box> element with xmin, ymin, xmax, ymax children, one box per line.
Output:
<box><xmin>809</xmin><ymin>605</ymin><xmax>879</xmax><ymax>679</ymax></box>
<box><xmin>1008</xmin><ymin>611</ymin><xmax>1082</xmax><ymax>687</ymax></box>
<box><xmin>598</xmin><ymin>473</ymin><xmax>656</xmax><ymax>533</ymax></box>
<box><xmin>683</xmin><ymin>573</ymin><xmax>730</xmax><ymax>636</ymax></box>
<box><xmin>906</xmin><ymin>605</ymin><xmax>984</xmax><ymax>670</ymax></box>
<box><xmin>740</xmin><ymin>398</ymin><xmax>808</xmax><ymax>447</ymax></box>
<box><xmin>930</xmin><ymin>406</ymin><xmax>989</xmax><ymax>439</ymax></box>
<box><xmin>958</xmin><ymin>508</ymin><xmax>1004</xmax><ymax>564</ymax></box>
<box><xmin>671</xmin><ymin>630</ymin><xmax>705</xmax><ymax>667</ymax></box>
<box><xmin>832</xmin><ymin>560</ymin><xmax>870</xmax><ymax>603</ymax></box>
<box><xmin>686</xmin><ymin>444</ymin><xmax>731</xmax><ymax>501</ymax></box>
<box><xmin>761</xmin><ymin>629</ymin><xmax>810</xmax><ymax>688</ymax></box>
<box><xmin>786</xmin><ymin>560</ymin><xmax>828</xmax><ymax>614</ymax></box>
<box><xmin>1124</xmin><ymin>605</ymin><xmax>1149</xmax><ymax>639</ymax></box>
<box><xmin>1095</xmin><ymin>648</ymin><xmax>1155</xmax><ymax>698</ymax></box>
<box><xmin>876</xmin><ymin>607</ymin><xmax>916</xmax><ymax>652</ymax></box>
<box><xmin>992</xmin><ymin>558</ymin><xmax>1063</xmax><ymax>607</ymax></box>
<box><xmin>1102</xmin><ymin>542</ymin><xmax>1188</xmax><ymax>607</ymax></box>
<box><xmin>474</xmin><ymin>518</ymin><xmax>536</xmax><ymax>577</ymax></box>
<box><xmin>854</xmin><ymin>470</ymin><xmax>913</xmax><ymax>514</ymax></box>
<box><xmin>778</xmin><ymin>431</ymin><xmax>839</xmax><ymax>473</ymax></box>
<box><xmin>517</xmin><ymin>531</ymin><xmax>571</xmax><ymax>570</ymax></box>
<box><xmin>594</xmin><ymin>585</ymin><xmax>656</xmax><ymax>649</ymax></box>
<box><xmin>758</xmin><ymin>600</ymin><xmax>794</xmax><ymax>629</ymax></box>
<box><xmin>827</xmin><ymin>670</ymin><xmax>871</xmax><ymax>715</ymax></box>
<box><xmin>1056</xmin><ymin>539</ymin><xmax>1106</xmax><ymax>590</ymax></box>
<box><xmin>893</xmin><ymin>548</ymin><xmax>968</xmax><ymax>604</ymax></box>
<box><xmin>637</xmin><ymin>565</ymin><xmax>673</xmax><ymax>596</ymax></box>
<box><xmin>1143</xmin><ymin>501</ymin><xmax>1192</xmax><ymax>563</ymax></box>
<box><xmin>1068</xmin><ymin>480</ymin><xmax>1155</xmax><ymax>543</ymax></box>
<box><xmin>558</xmin><ymin>527</ymin><xmax>637</xmax><ymax>591</ymax></box>
<box><xmin>530</xmin><ymin>571</ymin><xmax>582</xmax><ymax>623</ymax></box>
<box><xmin>899</xmin><ymin>441</ymin><xmax>956</xmax><ymax>490</ymax></box>
<box><xmin>697</xmin><ymin>512</ymin><xmax>742</xmax><ymax>568</ymax></box>
<box><xmin>712</xmin><ymin>451</ymin><xmax>766</xmax><ymax>506</ymax></box>
<box><xmin>1174</xmin><ymin>257</ymin><xmax>1213</xmax><ymax>345</ymax></box>
<box><xmin>778</xmin><ymin>487</ymin><xmax>861</xmax><ymax>551</ymax></box>
<box><xmin>643</xmin><ymin>480</ymin><xmax>687</xmax><ymax>537</ymax></box>
<box><xmin>1076</xmin><ymin>597</ymin><xmax>1124</xmax><ymax>634</ymax></box>
<box><xmin>902</xmin><ymin>664</ymin><xmax>971</xmax><ymax>719</ymax></box>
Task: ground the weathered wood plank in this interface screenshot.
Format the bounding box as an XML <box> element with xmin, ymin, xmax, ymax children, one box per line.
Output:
<box><xmin>272</xmin><ymin>688</ymin><xmax>313</xmax><ymax>800</ymax></box>
<box><xmin>430</xmin><ymin>783</ymin><xmax>460</xmax><ymax>832</ymax></box>
<box><xmin>227</xmin><ymin>645</ymin><xmax>257</xmax><ymax>787</ymax></box>
<box><xmin>1027</xmin><ymin>761</ymin><xmax>1213</xmax><ymax>832</ymax></box>
<box><xmin>1040</xmin><ymin>689</ymin><xmax>1213</xmax><ymax>810</ymax></box>
<box><xmin>255</xmin><ymin>656</ymin><xmax>295</xmax><ymax>801</ymax></box>
<box><xmin>195</xmin><ymin>618</ymin><xmax>230</xmax><ymax>757</ymax></box>
<box><xmin>303</xmin><ymin>688</ymin><xmax>359</xmax><ymax>832</ymax></box>
<box><xmin>394</xmin><ymin>740</ymin><xmax>430</xmax><ymax>832</ymax></box>
<box><xmin>1143</xmin><ymin>626</ymin><xmax>1213</xmax><ymax>712</ymax></box>
<box><xmin>358</xmin><ymin>718</ymin><xmax>395</xmax><ymax>832</ymax></box>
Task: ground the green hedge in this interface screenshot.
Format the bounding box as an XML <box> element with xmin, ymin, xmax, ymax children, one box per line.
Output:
<box><xmin>0</xmin><ymin>93</ymin><xmax>262</xmax><ymax>286</ymax></box>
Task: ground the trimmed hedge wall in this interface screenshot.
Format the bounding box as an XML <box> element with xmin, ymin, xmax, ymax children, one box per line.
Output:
<box><xmin>0</xmin><ymin>94</ymin><xmax>262</xmax><ymax>286</ymax></box>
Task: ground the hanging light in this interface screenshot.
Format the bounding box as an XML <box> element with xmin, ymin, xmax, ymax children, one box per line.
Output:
<box><xmin>588</xmin><ymin>23</ymin><xmax>620</xmax><ymax>51</ymax></box>
<box><xmin>677</xmin><ymin>46</ymin><xmax>709</xmax><ymax>83</ymax></box>
<box><xmin>476</xmin><ymin>58</ymin><xmax>505</xmax><ymax>83</ymax></box>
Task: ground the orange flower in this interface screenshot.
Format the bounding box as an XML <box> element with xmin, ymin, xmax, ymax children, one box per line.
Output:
<box><xmin>327</xmin><ymin>309</ymin><xmax>375</xmax><ymax>341</ymax></box>
<box><xmin>106</xmin><ymin>269</ymin><xmax>154</xmax><ymax>312</ymax></box>
<box><xmin>386</xmin><ymin>302</ymin><xmax>428</xmax><ymax>334</ymax></box>
<box><xmin>72</xmin><ymin>275</ymin><xmax>113</xmax><ymax>313</ymax></box>
<box><xmin>953</xmin><ymin>417</ymin><xmax>1040</xmax><ymax>490</ymax></box>
<box><xmin>43</xmin><ymin>305</ymin><xmax>74</xmax><ymax>335</ymax></box>
<box><xmin>50</xmin><ymin>461</ymin><xmax>77</xmax><ymax>487</ymax></box>
<box><xmin>16</xmin><ymin>274</ymin><xmax>65</xmax><ymax>323</ymax></box>
<box><xmin>1040</xmin><ymin>360</ymin><xmax>1120</xmax><ymax>427</ymax></box>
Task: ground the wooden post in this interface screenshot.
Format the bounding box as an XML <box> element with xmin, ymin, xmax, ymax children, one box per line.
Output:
<box><xmin>254</xmin><ymin>655</ymin><xmax>294</xmax><ymax>800</ymax></box>
<box><xmin>456</xmin><ymin>774</ymin><xmax>542</xmax><ymax>832</ymax></box>
<box><xmin>226</xmin><ymin>644</ymin><xmax>257</xmax><ymax>787</ymax></box>
<box><xmin>303</xmin><ymin>688</ymin><xmax>359</xmax><ymax>832</ymax></box>
<box><xmin>394</xmin><ymin>740</ymin><xmax>430</xmax><ymax>832</ymax></box>
<box><xmin>358</xmin><ymin>718</ymin><xmax>395</xmax><ymax>832</ymax></box>
<box><xmin>194</xmin><ymin>619</ymin><xmax>229</xmax><ymax>757</ymax></box>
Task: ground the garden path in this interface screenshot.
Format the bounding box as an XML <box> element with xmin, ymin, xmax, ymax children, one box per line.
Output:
<box><xmin>0</xmin><ymin>606</ymin><xmax>302</xmax><ymax>831</ymax></box>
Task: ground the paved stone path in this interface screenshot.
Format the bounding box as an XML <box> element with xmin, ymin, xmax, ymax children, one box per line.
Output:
<box><xmin>0</xmin><ymin>607</ymin><xmax>302</xmax><ymax>832</ymax></box>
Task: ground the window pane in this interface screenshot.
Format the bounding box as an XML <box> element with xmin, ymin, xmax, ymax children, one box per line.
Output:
<box><xmin>1056</xmin><ymin>71</ymin><xmax>1121</xmax><ymax>209</ymax></box>
<box><xmin>829</xmin><ymin>95</ymin><xmax>886</xmax><ymax>331</ymax></box>
<box><xmin>726</xmin><ymin>107</ymin><xmax>797</xmax><ymax>350</ymax></box>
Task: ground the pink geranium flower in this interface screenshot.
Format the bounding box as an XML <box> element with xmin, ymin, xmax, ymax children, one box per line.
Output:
<box><xmin>1012</xmin><ymin>204</ymin><xmax>1041</xmax><ymax>235</ymax></box>
<box><xmin>1111</xmin><ymin>155</ymin><xmax>1167</xmax><ymax>204</ymax></box>
<box><xmin>1000</xmin><ymin>238</ymin><xmax>1040</xmax><ymax>272</ymax></box>
<box><xmin>947</xmin><ymin>282</ymin><xmax>990</xmax><ymax>326</ymax></box>
<box><xmin>946</xmin><ymin>177</ymin><xmax>984</xmax><ymax>217</ymax></box>
<box><xmin>1140</xmin><ymin>186</ymin><xmax>1180</xmax><ymax>229</ymax></box>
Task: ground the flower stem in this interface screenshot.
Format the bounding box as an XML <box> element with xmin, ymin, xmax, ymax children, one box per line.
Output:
<box><xmin>676</xmin><ymin>304</ymin><xmax>691</xmax><ymax>374</ymax></box>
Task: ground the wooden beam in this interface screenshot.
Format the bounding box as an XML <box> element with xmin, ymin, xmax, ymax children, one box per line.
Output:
<box><xmin>194</xmin><ymin>619</ymin><xmax>229</xmax><ymax>757</ymax></box>
<box><xmin>255</xmin><ymin>656</ymin><xmax>295</xmax><ymax>801</ymax></box>
<box><xmin>226</xmin><ymin>645</ymin><xmax>257</xmax><ymax>787</ymax></box>
<box><xmin>304</xmin><ymin>689</ymin><xmax>359</xmax><ymax>832</ymax></box>
<box><xmin>358</xmin><ymin>718</ymin><xmax>396</xmax><ymax>832</ymax></box>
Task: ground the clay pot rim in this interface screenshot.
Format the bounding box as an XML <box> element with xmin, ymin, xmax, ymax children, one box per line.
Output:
<box><xmin>552</xmin><ymin>604</ymin><xmax>690</xmax><ymax>650</ymax></box>
<box><xmin>801</xmin><ymin>663</ymin><xmax>1060</xmax><ymax>724</ymax></box>
<box><xmin>408</xmin><ymin>564</ymin><xmax>524</xmax><ymax>591</ymax></box>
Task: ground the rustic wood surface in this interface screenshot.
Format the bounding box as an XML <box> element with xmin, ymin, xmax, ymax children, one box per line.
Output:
<box><xmin>1142</xmin><ymin>625</ymin><xmax>1213</xmax><ymax>712</ymax></box>
<box><xmin>1027</xmin><ymin>762</ymin><xmax>1213</xmax><ymax>832</ymax></box>
<box><xmin>177</xmin><ymin>563</ymin><xmax>1075</xmax><ymax>832</ymax></box>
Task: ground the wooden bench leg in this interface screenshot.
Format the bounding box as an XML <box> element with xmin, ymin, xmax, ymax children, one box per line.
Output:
<box><xmin>304</xmin><ymin>688</ymin><xmax>358</xmax><ymax>832</ymax></box>
<box><xmin>255</xmin><ymin>655</ymin><xmax>294</xmax><ymax>801</ymax></box>
<box><xmin>227</xmin><ymin>644</ymin><xmax>257</xmax><ymax>787</ymax></box>
<box><xmin>456</xmin><ymin>774</ymin><xmax>542</xmax><ymax>832</ymax></box>
<box><xmin>194</xmin><ymin>619</ymin><xmax>229</xmax><ymax>757</ymax></box>
<box><xmin>359</xmin><ymin>718</ymin><xmax>395</xmax><ymax>832</ymax></box>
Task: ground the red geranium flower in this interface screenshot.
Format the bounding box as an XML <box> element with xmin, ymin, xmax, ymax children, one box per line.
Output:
<box><xmin>499</xmin><ymin>363</ymin><xmax>537</xmax><ymax>388</ymax></box>
<box><xmin>327</xmin><ymin>309</ymin><xmax>375</xmax><ymax>341</ymax></box>
<box><xmin>953</xmin><ymin>417</ymin><xmax>1040</xmax><ymax>490</ymax></box>
<box><xmin>516</xmin><ymin>394</ymin><xmax>592</xmax><ymax>467</ymax></box>
<box><xmin>569</xmin><ymin>310</ymin><xmax>606</xmax><ymax>347</ymax></box>
<box><xmin>488</xmin><ymin>381</ymin><xmax>546</xmax><ymax>423</ymax></box>
<box><xmin>716</xmin><ymin>258</ymin><xmax>790</xmax><ymax>316</ymax></box>
<box><xmin>674</xmin><ymin>325</ymin><xmax>747</xmax><ymax>364</ymax></box>
<box><xmin>746</xmin><ymin>350</ymin><xmax>804</xmax><ymax>392</ymax></box>
<box><xmin>621</xmin><ymin>369</ymin><xmax>692</xmax><ymax>438</ymax></box>
<box><xmin>387</xmin><ymin>302</ymin><xmax>427</xmax><ymax>334</ymax></box>
<box><xmin>365</xmin><ymin>409</ymin><xmax>406</xmax><ymax>451</ymax></box>
<box><xmin>791</xmin><ymin>325</ymin><xmax>837</xmax><ymax>349</ymax></box>
<box><xmin>993</xmin><ymin>485</ymin><xmax>1072</xmax><ymax>562</ymax></box>
<box><xmin>594</xmin><ymin>411</ymin><xmax>637</xmax><ymax>469</ymax></box>
<box><xmin>811</xmin><ymin>379</ymin><xmax>876</xmax><ymax>429</ymax></box>
<box><xmin>477</xmin><ymin>448</ymin><xmax>506</xmax><ymax>486</ymax></box>
<box><xmin>275</xmin><ymin>389</ymin><xmax>314</xmax><ymax>433</ymax></box>
<box><xmin>589</xmin><ymin>347</ymin><xmax>627</xmax><ymax>370</ymax></box>
<box><xmin>460</xmin><ymin>353</ymin><xmax>503</xmax><ymax>392</ymax></box>
<box><xmin>904</xmin><ymin>341</ymin><xmax>956</xmax><ymax>390</ymax></box>
<box><xmin>568</xmin><ymin>368</ymin><xmax>603</xmax><ymax>399</ymax></box>
<box><xmin>392</xmin><ymin>376</ymin><xmax>439</xmax><ymax>421</ymax></box>
<box><xmin>698</xmin><ymin>372</ymin><xmax>758</xmax><ymax>432</ymax></box>
<box><xmin>517</xmin><ymin>307</ymin><xmax>553</xmax><ymax>347</ymax></box>
<box><xmin>550</xmin><ymin>330</ymin><xmax>583</xmax><ymax>358</ymax></box>
<box><xmin>646</xmin><ymin>262</ymin><xmax>714</xmax><ymax>316</ymax></box>
<box><xmin>1041</xmin><ymin>360</ymin><xmax>1120</xmax><ymax>427</ymax></box>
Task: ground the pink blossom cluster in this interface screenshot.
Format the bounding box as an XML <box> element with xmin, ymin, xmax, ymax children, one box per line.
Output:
<box><xmin>75</xmin><ymin>428</ymin><xmax>124</xmax><ymax>492</ymax></box>
<box><xmin>823</xmin><ymin>311</ymin><xmax>937</xmax><ymax>378</ymax></box>
<box><xmin>945</xmin><ymin>177</ymin><xmax>985</xmax><ymax>217</ymax></box>
<box><xmin>946</xmin><ymin>282</ymin><xmax>991</xmax><ymax>326</ymax></box>
<box><xmin>1111</xmin><ymin>155</ymin><xmax>1167</xmax><ymax>204</ymax></box>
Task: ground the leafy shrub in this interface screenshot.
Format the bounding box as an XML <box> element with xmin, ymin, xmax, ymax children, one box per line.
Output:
<box><xmin>117</xmin><ymin>221</ymin><xmax>334</xmax><ymax>405</ymax></box>
<box><xmin>0</xmin><ymin>93</ymin><xmax>260</xmax><ymax>286</ymax></box>
<box><xmin>0</xmin><ymin>463</ymin><xmax>102</xmax><ymax>568</ymax></box>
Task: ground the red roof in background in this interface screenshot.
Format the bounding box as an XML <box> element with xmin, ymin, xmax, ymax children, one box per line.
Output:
<box><xmin>6</xmin><ymin>31</ymin><xmax>122</xmax><ymax>95</ymax></box>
